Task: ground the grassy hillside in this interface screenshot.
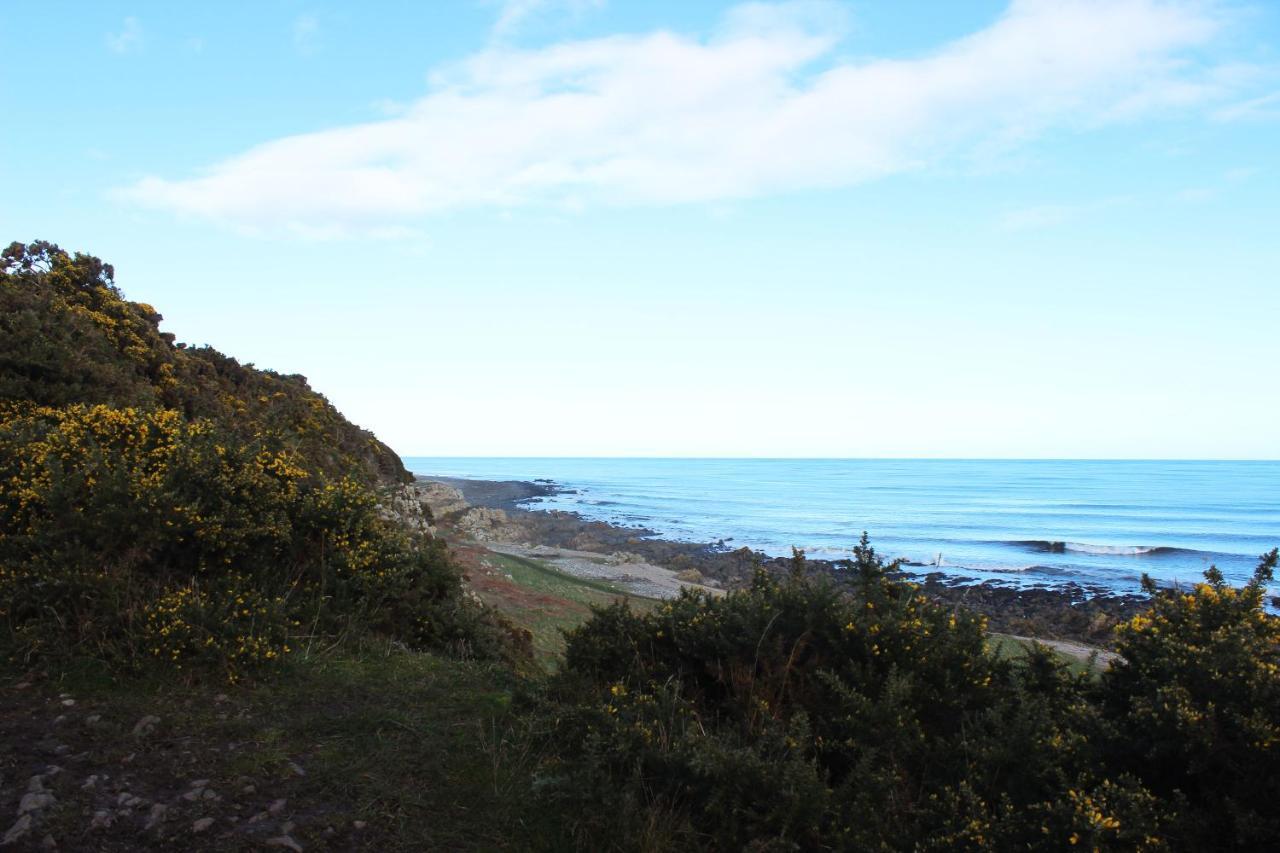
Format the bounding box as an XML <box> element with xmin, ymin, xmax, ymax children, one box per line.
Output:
<box><xmin>0</xmin><ymin>240</ymin><xmax>406</xmax><ymax>485</ymax></box>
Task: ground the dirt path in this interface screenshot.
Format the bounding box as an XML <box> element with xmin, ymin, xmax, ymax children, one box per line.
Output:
<box><xmin>1003</xmin><ymin>634</ymin><xmax>1123</xmax><ymax>667</ymax></box>
<box><xmin>482</xmin><ymin>542</ymin><xmax>723</xmax><ymax>600</ymax></box>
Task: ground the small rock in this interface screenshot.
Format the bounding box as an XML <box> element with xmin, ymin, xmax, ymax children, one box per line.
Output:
<box><xmin>213</xmin><ymin>693</ymin><xmax>229</xmax><ymax>703</ymax></box>
<box><xmin>132</xmin><ymin>715</ymin><xmax>161</xmax><ymax>737</ymax></box>
<box><xmin>267</xmin><ymin>798</ymin><xmax>287</xmax><ymax>816</ymax></box>
<box><xmin>144</xmin><ymin>803</ymin><xmax>169</xmax><ymax>831</ymax></box>
<box><xmin>52</xmin><ymin>745</ymin><xmax>71</xmax><ymax>757</ymax></box>
<box><xmin>51</xmin><ymin>715</ymin><xmax>67</xmax><ymax>726</ymax></box>
<box><xmin>90</xmin><ymin>810</ymin><xmax>114</xmax><ymax>830</ymax></box>
<box><xmin>241</xmin><ymin>784</ymin><xmax>256</xmax><ymax>795</ymax></box>
<box><xmin>180</xmin><ymin>789</ymin><xmax>203</xmax><ymax>802</ymax></box>
<box><xmin>60</xmin><ymin>699</ymin><xmax>75</xmax><ymax>708</ymax></box>
<box><xmin>287</xmin><ymin>761</ymin><xmax>306</xmax><ymax>777</ymax></box>
<box><xmin>84</xmin><ymin>714</ymin><xmax>101</xmax><ymax>725</ymax></box>
<box><xmin>18</xmin><ymin>791</ymin><xmax>56</xmax><ymax>815</ymax></box>
<box><xmin>353</xmin><ymin>820</ymin><xmax>366</xmax><ymax>830</ymax></box>
<box><xmin>191</xmin><ymin>817</ymin><xmax>214</xmax><ymax>833</ymax></box>
<box><xmin>2</xmin><ymin>815</ymin><xmax>32</xmax><ymax>846</ymax></box>
<box><xmin>201</xmin><ymin>789</ymin><xmax>220</xmax><ymax>802</ymax></box>
<box><xmin>189</xmin><ymin>779</ymin><xmax>210</xmax><ymax>789</ymax></box>
<box><xmin>265</xmin><ymin>836</ymin><xmax>303</xmax><ymax>852</ymax></box>
<box><xmin>81</xmin><ymin>776</ymin><xmax>100</xmax><ymax>790</ymax></box>
<box><xmin>248</xmin><ymin>812</ymin><xmax>270</xmax><ymax>824</ymax></box>
<box><xmin>115</xmin><ymin>792</ymin><xmax>143</xmax><ymax>809</ymax></box>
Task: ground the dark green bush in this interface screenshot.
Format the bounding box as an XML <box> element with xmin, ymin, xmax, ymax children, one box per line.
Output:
<box><xmin>534</xmin><ymin>538</ymin><xmax>1174</xmax><ymax>851</ymax></box>
<box><xmin>0</xmin><ymin>402</ymin><xmax>506</xmax><ymax>679</ymax></box>
<box><xmin>1101</xmin><ymin>551</ymin><xmax>1280</xmax><ymax>848</ymax></box>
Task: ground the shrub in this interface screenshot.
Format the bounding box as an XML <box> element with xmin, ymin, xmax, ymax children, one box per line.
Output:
<box><xmin>534</xmin><ymin>537</ymin><xmax>1172</xmax><ymax>851</ymax></box>
<box><xmin>0</xmin><ymin>240</ymin><xmax>520</xmax><ymax>680</ymax></box>
<box><xmin>0</xmin><ymin>240</ymin><xmax>408</xmax><ymax>485</ymax></box>
<box><xmin>0</xmin><ymin>402</ymin><xmax>504</xmax><ymax>679</ymax></box>
<box><xmin>1100</xmin><ymin>550</ymin><xmax>1280</xmax><ymax>848</ymax></box>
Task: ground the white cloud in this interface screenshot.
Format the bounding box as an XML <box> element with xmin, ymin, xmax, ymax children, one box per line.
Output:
<box><xmin>106</xmin><ymin>17</ymin><xmax>143</xmax><ymax>54</ymax></box>
<box><xmin>293</xmin><ymin>14</ymin><xmax>321</xmax><ymax>54</ymax></box>
<box><xmin>122</xmin><ymin>0</ymin><xmax>1245</xmax><ymax>236</ymax></box>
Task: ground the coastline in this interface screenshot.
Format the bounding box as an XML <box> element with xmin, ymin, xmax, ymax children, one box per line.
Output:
<box><xmin>414</xmin><ymin>474</ymin><xmax>1149</xmax><ymax>649</ymax></box>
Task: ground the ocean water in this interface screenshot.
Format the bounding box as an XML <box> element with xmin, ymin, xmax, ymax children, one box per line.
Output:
<box><xmin>402</xmin><ymin>458</ymin><xmax>1280</xmax><ymax>597</ymax></box>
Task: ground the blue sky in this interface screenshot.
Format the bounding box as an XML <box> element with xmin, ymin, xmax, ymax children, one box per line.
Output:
<box><xmin>3</xmin><ymin>0</ymin><xmax>1278</xmax><ymax>458</ymax></box>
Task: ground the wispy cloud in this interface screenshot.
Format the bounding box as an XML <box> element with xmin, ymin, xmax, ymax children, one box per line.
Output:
<box><xmin>1174</xmin><ymin>164</ymin><xmax>1264</xmax><ymax>202</ymax></box>
<box><xmin>1213</xmin><ymin>89</ymin><xmax>1280</xmax><ymax>121</ymax></box>
<box><xmin>293</xmin><ymin>14</ymin><xmax>321</xmax><ymax>54</ymax></box>
<box><xmin>998</xmin><ymin>196</ymin><xmax>1133</xmax><ymax>232</ymax></box>
<box><xmin>106</xmin><ymin>17</ymin><xmax>143</xmax><ymax>54</ymax></box>
<box><xmin>1174</xmin><ymin>186</ymin><xmax>1217</xmax><ymax>202</ymax></box>
<box><xmin>998</xmin><ymin>204</ymin><xmax>1077</xmax><ymax>232</ymax></box>
<box><xmin>492</xmin><ymin>0</ymin><xmax>604</xmax><ymax>40</ymax></box>
<box><xmin>122</xmin><ymin>0</ymin><xmax>1251</xmax><ymax>237</ymax></box>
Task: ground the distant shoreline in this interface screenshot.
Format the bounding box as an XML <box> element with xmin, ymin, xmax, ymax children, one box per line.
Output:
<box><xmin>421</xmin><ymin>475</ymin><xmax>560</xmax><ymax>512</ymax></box>
<box><xmin>414</xmin><ymin>474</ymin><xmax>1151</xmax><ymax>648</ymax></box>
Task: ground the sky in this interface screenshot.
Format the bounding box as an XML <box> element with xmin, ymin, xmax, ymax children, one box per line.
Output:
<box><xmin>2</xmin><ymin>0</ymin><xmax>1279</xmax><ymax>458</ymax></box>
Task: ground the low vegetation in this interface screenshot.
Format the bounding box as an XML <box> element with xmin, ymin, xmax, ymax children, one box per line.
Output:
<box><xmin>533</xmin><ymin>541</ymin><xmax>1279</xmax><ymax>851</ymax></box>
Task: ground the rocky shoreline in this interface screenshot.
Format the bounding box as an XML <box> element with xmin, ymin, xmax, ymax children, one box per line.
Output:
<box><xmin>413</xmin><ymin>475</ymin><xmax>1150</xmax><ymax>648</ymax></box>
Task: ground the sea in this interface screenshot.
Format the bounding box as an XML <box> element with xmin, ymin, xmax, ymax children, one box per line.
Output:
<box><xmin>402</xmin><ymin>458</ymin><xmax>1280</xmax><ymax>598</ymax></box>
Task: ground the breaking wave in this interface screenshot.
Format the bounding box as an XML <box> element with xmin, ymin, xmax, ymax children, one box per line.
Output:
<box><xmin>1009</xmin><ymin>540</ymin><xmax>1197</xmax><ymax>557</ymax></box>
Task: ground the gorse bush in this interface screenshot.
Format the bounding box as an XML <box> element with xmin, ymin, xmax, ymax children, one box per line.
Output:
<box><xmin>535</xmin><ymin>537</ymin><xmax>1280</xmax><ymax>851</ymax></box>
<box><xmin>0</xmin><ymin>401</ymin><xmax>504</xmax><ymax>679</ymax></box>
<box><xmin>1101</xmin><ymin>552</ymin><xmax>1280</xmax><ymax>848</ymax></box>
<box><xmin>0</xmin><ymin>242</ymin><xmax>513</xmax><ymax>679</ymax></box>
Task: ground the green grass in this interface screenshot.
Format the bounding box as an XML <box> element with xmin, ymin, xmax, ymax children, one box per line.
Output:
<box><xmin>489</xmin><ymin>552</ymin><xmax>637</xmax><ymax>602</ymax></box>
<box><xmin>987</xmin><ymin>632</ymin><xmax>1099</xmax><ymax>677</ymax></box>
<box><xmin>484</xmin><ymin>552</ymin><xmax>658</xmax><ymax>668</ymax></box>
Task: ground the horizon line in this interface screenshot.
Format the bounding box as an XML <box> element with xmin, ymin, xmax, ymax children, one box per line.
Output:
<box><xmin>399</xmin><ymin>455</ymin><xmax>1280</xmax><ymax>463</ymax></box>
